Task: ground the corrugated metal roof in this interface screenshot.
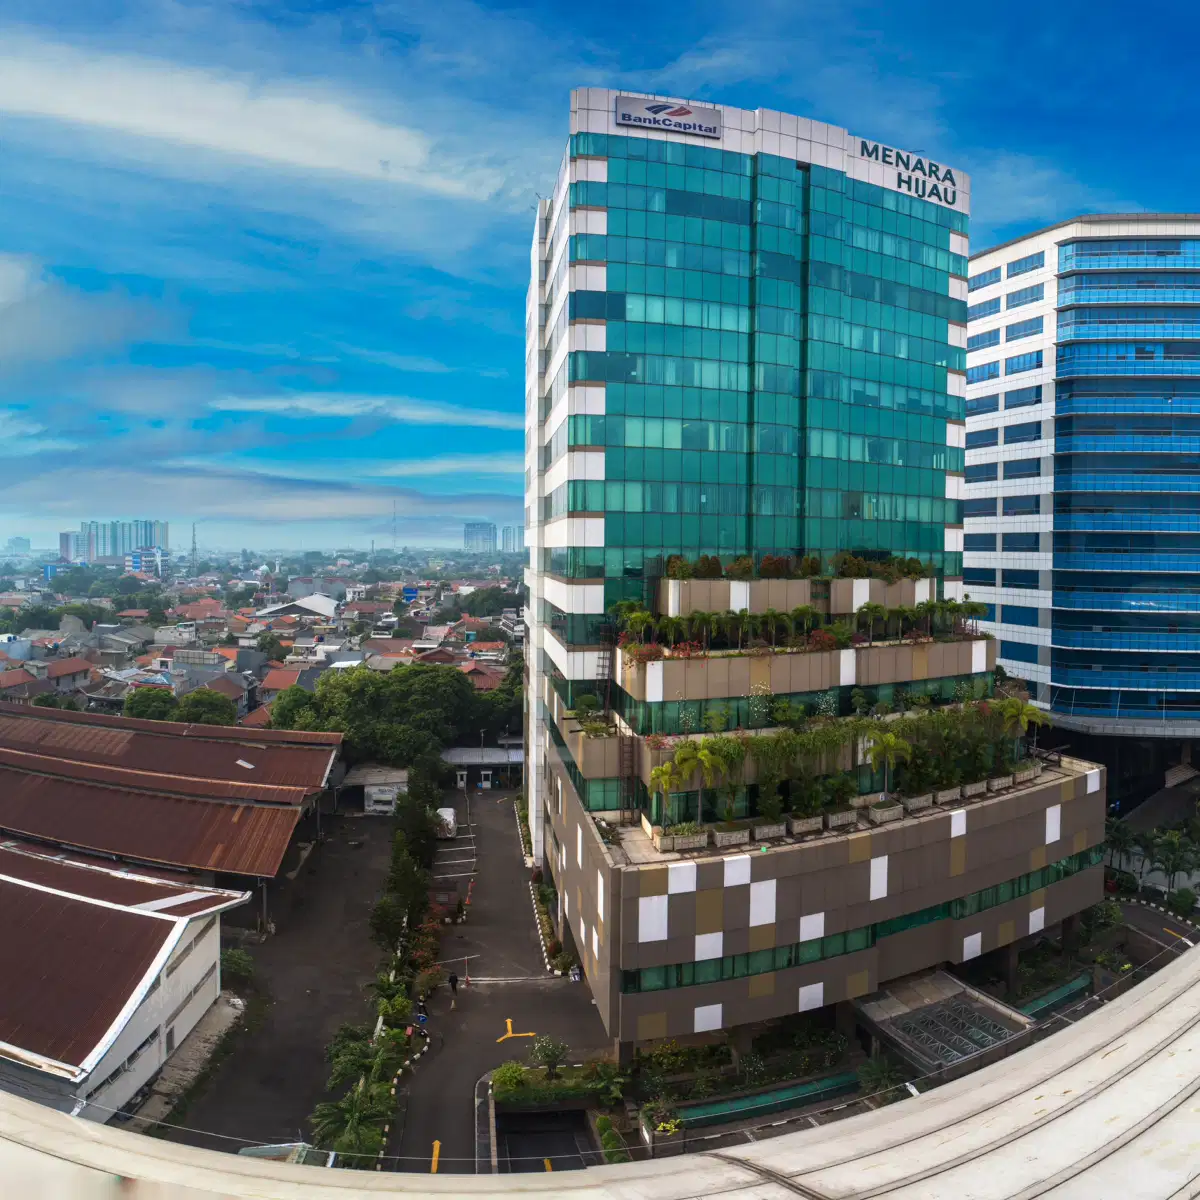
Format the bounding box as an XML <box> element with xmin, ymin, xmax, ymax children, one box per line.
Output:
<box><xmin>0</xmin><ymin>767</ymin><xmax>302</xmax><ymax>876</ymax></box>
<box><xmin>0</xmin><ymin>705</ymin><xmax>339</xmax><ymax>792</ymax></box>
<box><xmin>0</xmin><ymin>877</ymin><xmax>176</xmax><ymax>1072</ymax></box>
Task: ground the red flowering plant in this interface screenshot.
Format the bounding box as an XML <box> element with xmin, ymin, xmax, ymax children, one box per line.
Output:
<box><xmin>665</xmin><ymin>640</ymin><xmax>706</xmax><ymax>659</ymax></box>
<box><xmin>807</xmin><ymin>629</ymin><xmax>839</xmax><ymax>652</ymax></box>
<box><xmin>644</xmin><ymin>733</ymin><xmax>673</xmax><ymax>751</ymax></box>
<box><xmin>623</xmin><ymin>642</ymin><xmax>664</xmax><ymax>664</ymax></box>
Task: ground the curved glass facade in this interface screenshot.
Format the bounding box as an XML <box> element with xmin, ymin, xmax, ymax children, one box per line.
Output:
<box><xmin>1052</xmin><ymin>235</ymin><xmax>1200</xmax><ymax>721</ymax></box>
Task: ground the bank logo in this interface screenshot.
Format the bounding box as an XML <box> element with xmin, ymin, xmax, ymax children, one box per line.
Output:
<box><xmin>614</xmin><ymin>96</ymin><xmax>721</xmax><ymax>139</ymax></box>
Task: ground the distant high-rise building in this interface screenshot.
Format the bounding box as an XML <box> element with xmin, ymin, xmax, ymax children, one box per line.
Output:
<box><xmin>3</xmin><ymin>536</ymin><xmax>30</xmax><ymax>555</ymax></box>
<box><xmin>58</xmin><ymin>532</ymin><xmax>87</xmax><ymax>561</ymax></box>
<box><xmin>501</xmin><ymin>524</ymin><xmax>525</xmax><ymax>553</ymax></box>
<box><xmin>464</xmin><ymin>522</ymin><xmax>498</xmax><ymax>553</ymax></box>
<box><xmin>72</xmin><ymin>519</ymin><xmax>170</xmax><ymax>561</ymax></box>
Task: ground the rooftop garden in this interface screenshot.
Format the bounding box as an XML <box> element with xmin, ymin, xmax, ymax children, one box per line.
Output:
<box><xmin>663</xmin><ymin>551</ymin><xmax>934</xmax><ymax>582</ymax></box>
<box><xmin>640</xmin><ymin>696</ymin><xmax>1049</xmax><ymax>843</ymax></box>
<box><xmin>611</xmin><ymin>595</ymin><xmax>989</xmax><ymax>665</ymax></box>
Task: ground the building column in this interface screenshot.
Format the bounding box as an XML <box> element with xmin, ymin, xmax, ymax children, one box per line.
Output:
<box><xmin>614</xmin><ymin>1039</ymin><xmax>634</xmax><ymax>1068</ymax></box>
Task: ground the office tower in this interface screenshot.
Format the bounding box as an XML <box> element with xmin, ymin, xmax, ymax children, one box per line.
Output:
<box><xmin>502</xmin><ymin>524</ymin><xmax>525</xmax><ymax>553</ymax></box>
<box><xmin>464</xmin><ymin>522</ymin><xmax>498</xmax><ymax>553</ymax></box>
<box><xmin>964</xmin><ymin>216</ymin><xmax>1200</xmax><ymax>797</ymax></box>
<box><xmin>77</xmin><ymin>519</ymin><xmax>169</xmax><ymax>560</ymax></box>
<box><xmin>524</xmin><ymin>90</ymin><xmax>1105</xmax><ymax>1052</ymax></box>
<box><xmin>4</xmin><ymin>537</ymin><xmax>30</xmax><ymax>555</ymax></box>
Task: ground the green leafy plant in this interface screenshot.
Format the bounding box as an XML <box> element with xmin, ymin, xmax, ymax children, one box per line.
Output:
<box><xmin>529</xmin><ymin>1035</ymin><xmax>570</xmax><ymax>1079</ymax></box>
<box><xmin>219</xmin><ymin>948</ymin><xmax>254</xmax><ymax>988</ymax></box>
<box><xmin>491</xmin><ymin>1061</ymin><xmax>528</xmax><ymax>1092</ymax></box>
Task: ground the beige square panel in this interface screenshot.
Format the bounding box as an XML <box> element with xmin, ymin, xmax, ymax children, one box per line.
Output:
<box><xmin>695</xmin><ymin>889</ymin><xmax>724</xmax><ymax>935</ymax></box>
<box><xmin>845</xmin><ymin>969</ymin><xmax>870</xmax><ymax>999</ymax></box>
<box><xmin>1030</xmin><ymin>845</ymin><xmax>1047</xmax><ymax>871</ymax></box>
<box><xmin>847</xmin><ymin>832</ymin><xmax>872</xmax><ymax>864</ymax></box>
<box><xmin>1073</xmin><ymin>829</ymin><xmax>1088</xmax><ymax>853</ymax></box>
<box><xmin>749</xmin><ymin>972</ymin><xmax>776</xmax><ymax>999</ymax></box>
<box><xmin>640</xmin><ymin>868</ymin><xmax>669</xmax><ymax>897</ymax></box>
<box><xmin>950</xmin><ymin>838</ymin><xmax>966</xmax><ymax>877</ymax></box>
<box><xmin>637</xmin><ymin>1012</ymin><xmax>668</xmax><ymax>1041</ymax></box>
<box><xmin>749</xmin><ymin>924</ymin><xmax>776</xmax><ymax>952</ymax></box>
<box><xmin>997</xmin><ymin>919</ymin><xmax>1015</xmax><ymax>946</ymax></box>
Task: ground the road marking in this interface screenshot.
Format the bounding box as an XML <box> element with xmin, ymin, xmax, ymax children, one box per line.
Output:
<box><xmin>496</xmin><ymin>1017</ymin><xmax>536</xmax><ymax>1042</ymax></box>
<box><xmin>430</xmin><ymin>1140</ymin><xmax>440</xmax><ymax>1173</ymax></box>
<box><xmin>544</xmin><ymin>1157</ymin><xmax>553</xmax><ymax>1171</ymax></box>
<box><xmin>1163</xmin><ymin>927</ymin><xmax>1195</xmax><ymax>946</ymax></box>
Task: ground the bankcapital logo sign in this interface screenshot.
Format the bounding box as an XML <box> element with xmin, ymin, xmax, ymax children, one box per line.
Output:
<box><xmin>615</xmin><ymin>96</ymin><xmax>721</xmax><ymax>139</ymax></box>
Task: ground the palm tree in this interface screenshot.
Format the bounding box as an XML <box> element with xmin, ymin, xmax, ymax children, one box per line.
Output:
<box><xmin>626</xmin><ymin>609</ymin><xmax>655</xmax><ymax>644</ymax></box>
<box><xmin>857</xmin><ymin>1054</ymin><xmax>906</xmax><ymax>1105</ymax></box>
<box><xmin>761</xmin><ymin>608</ymin><xmax>786</xmax><ymax>646</ymax></box>
<box><xmin>1133</xmin><ymin>831</ymin><xmax>1160</xmax><ymax>891</ymax></box>
<box><xmin>857</xmin><ymin>602</ymin><xmax>887</xmax><ymax>646</ymax></box>
<box><xmin>672</xmin><ymin>741</ymin><xmax>702</xmax><ymax>823</ymax></box>
<box><xmin>961</xmin><ymin>599</ymin><xmax>990</xmax><ymax>634</ymax></box>
<box><xmin>1105</xmin><ymin>815</ymin><xmax>1135</xmax><ymax>873</ymax></box>
<box><xmin>866</xmin><ymin>729</ymin><xmax>911</xmax><ymax>800</ymax></box>
<box><xmin>723</xmin><ymin>609</ymin><xmax>747</xmax><ymax>650</ymax></box>
<box><xmin>914</xmin><ymin>599</ymin><xmax>936</xmax><ymax>639</ymax></box>
<box><xmin>687</xmin><ymin>610</ymin><xmax>721</xmax><ymax>648</ymax></box>
<box><xmin>1152</xmin><ymin>829</ymin><xmax>1198</xmax><ymax>893</ymax></box>
<box><xmin>743</xmin><ymin>610</ymin><xmax>767</xmax><ymax>644</ymax></box>
<box><xmin>656</xmin><ymin>615</ymin><xmax>686</xmax><ymax>648</ymax></box>
<box><xmin>996</xmin><ymin>696</ymin><xmax>1051</xmax><ymax>758</ymax></box>
<box><xmin>649</xmin><ymin>760</ymin><xmax>681</xmax><ymax>825</ymax></box>
<box><xmin>790</xmin><ymin>605</ymin><xmax>818</xmax><ymax>646</ymax></box>
<box><xmin>895</xmin><ymin>605</ymin><xmax>918</xmax><ymax>640</ymax></box>
<box><xmin>309</xmin><ymin>1079</ymin><xmax>391</xmax><ymax>1158</ymax></box>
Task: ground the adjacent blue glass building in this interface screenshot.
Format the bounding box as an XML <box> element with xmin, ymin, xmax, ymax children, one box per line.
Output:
<box><xmin>965</xmin><ymin>216</ymin><xmax>1200</xmax><ymax>796</ymax></box>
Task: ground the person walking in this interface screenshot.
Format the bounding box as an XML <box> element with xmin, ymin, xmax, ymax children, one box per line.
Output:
<box><xmin>448</xmin><ymin>972</ymin><xmax>459</xmax><ymax>996</ymax></box>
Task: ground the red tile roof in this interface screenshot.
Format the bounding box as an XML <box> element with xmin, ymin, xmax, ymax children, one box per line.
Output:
<box><xmin>202</xmin><ymin>675</ymin><xmax>245</xmax><ymax>699</ymax></box>
<box><xmin>467</xmin><ymin>641</ymin><xmax>507</xmax><ymax>653</ymax></box>
<box><xmin>0</xmin><ymin>668</ymin><xmax>32</xmax><ymax>691</ymax></box>
<box><xmin>116</xmin><ymin>609</ymin><xmax>149</xmax><ymax>618</ymax></box>
<box><xmin>45</xmin><ymin>657</ymin><xmax>92</xmax><ymax>680</ymax></box>
<box><xmin>239</xmin><ymin>705</ymin><xmax>273</xmax><ymax>728</ymax></box>
<box><xmin>261</xmin><ymin>668</ymin><xmax>301</xmax><ymax>692</ymax></box>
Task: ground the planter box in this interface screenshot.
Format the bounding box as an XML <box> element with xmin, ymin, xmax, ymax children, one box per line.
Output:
<box><xmin>641</xmin><ymin>812</ymin><xmax>656</xmax><ymax>839</ymax></box>
<box><xmin>987</xmin><ymin>775</ymin><xmax>1014</xmax><ymax>793</ymax></box>
<box><xmin>1013</xmin><ymin>765</ymin><xmax>1040</xmax><ymax>785</ymax></box>
<box><xmin>851</xmin><ymin>791</ymin><xmax>883</xmax><ymax>809</ymax></box>
<box><xmin>963</xmin><ymin>780</ymin><xmax>988</xmax><ymax>798</ymax></box>
<box><xmin>825</xmin><ymin>808</ymin><xmax>858</xmax><ymax>830</ymax></box>
<box><xmin>902</xmin><ymin>792</ymin><xmax>933</xmax><ymax>812</ymax></box>
<box><xmin>712</xmin><ymin>827</ymin><xmax>750</xmax><ymax>848</ymax></box>
<box><xmin>640</xmin><ymin>1121</ymin><xmax>685</xmax><ymax>1158</ymax></box>
<box><xmin>751</xmin><ymin>821</ymin><xmax>788</xmax><ymax>841</ymax></box>
<box><xmin>788</xmin><ymin>814</ymin><xmax>824</xmax><ymax>835</ymax></box>
<box><xmin>652</xmin><ymin>830</ymin><xmax>674</xmax><ymax>852</ymax></box>
<box><xmin>672</xmin><ymin>831</ymin><xmax>710</xmax><ymax>851</ymax></box>
<box><xmin>935</xmin><ymin>786</ymin><xmax>962</xmax><ymax>804</ymax></box>
<box><xmin>868</xmin><ymin>803</ymin><xmax>903</xmax><ymax>825</ymax></box>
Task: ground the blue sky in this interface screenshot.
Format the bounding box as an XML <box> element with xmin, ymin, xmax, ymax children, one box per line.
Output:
<box><xmin>0</xmin><ymin>0</ymin><xmax>1183</xmax><ymax>549</ymax></box>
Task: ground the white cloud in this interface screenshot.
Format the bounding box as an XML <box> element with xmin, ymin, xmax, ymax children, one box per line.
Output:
<box><xmin>365</xmin><ymin>454</ymin><xmax>525</xmax><ymax>478</ymax></box>
<box><xmin>211</xmin><ymin>392</ymin><xmax>523</xmax><ymax>430</ymax></box>
<box><xmin>0</xmin><ymin>409</ymin><xmax>78</xmax><ymax>457</ymax></box>
<box><xmin>334</xmin><ymin>346</ymin><xmax>454</xmax><ymax>374</ymax></box>
<box><xmin>0</xmin><ymin>36</ymin><xmax>507</xmax><ymax>202</ymax></box>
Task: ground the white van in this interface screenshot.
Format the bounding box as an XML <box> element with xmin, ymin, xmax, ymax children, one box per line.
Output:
<box><xmin>435</xmin><ymin>807</ymin><xmax>458</xmax><ymax>839</ymax></box>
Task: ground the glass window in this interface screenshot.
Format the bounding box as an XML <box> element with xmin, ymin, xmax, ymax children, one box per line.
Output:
<box><xmin>964</xmin><ymin>497</ymin><xmax>998</xmax><ymax>517</ymax></box>
<box><xmin>967</xmin><ymin>361</ymin><xmax>1000</xmax><ymax>384</ymax></box>
<box><xmin>1001</xmin><ymin>639</ymin><xmax>1039</xmax><ymax>664</ymax></box>
<box><xmin>1003</xmin><ymin>494</ymin><xmax>1039</xmax><ymax>516</ymax></box>
<box><xmin>1005</xmin><ymin>421</ymin><xmax>1042</xmax><ymax>444</ymax></box>
<box><xmin>967</xmin><ymin>329</ymin><xmax>1001</xmax><ymax>352</ymax></box>
<box><xmin>1002</xmin><ymin>532</ymin><xmax>1040</xmax><ymax>552</ymax></box>
<box><xmin>966</xmin><ymin>393</ymin><xmax>1000</xmax><ymax>416</ymax></box>
<box><xmin>966</xmin><ymin>463</ymin><xmax>998</xmax><ymax>483</ymax></box>
<box><xmin>964</xmin><ymin>567</ymin><xmax>997</xmax><ymax>585</ymax></box>
<box><xmin>1002</xmin><ymin>604</ymin><xmax>1040</xmax><ymax>626</ymax></box>
<box><xmin>1005</xmin><ymin>385</ymin><xmax>1043</xmax><ymax>409</ymax></box>
<box><xmin>1007</xmin><ymin>283</ymin><xmax>1045</xmax><ymax>309</ymax></box>
<box><xmin>966</xmin><ymin>428</ymin><xmax>998</xmax><ymax>449</ymax></box>
<box><xmin>1006</xmin><ymin>316</ymin><xmax>1043</xmax><ymax>341</ymax></box>
<box><xmin>967</xmin><ymin>297</ymin><xmax>1002</xmax><ymax>322</ymax></box>
<box><xmin>1007</xmin><ymin>251</ymin><xmax>1045</xmax><ymax>278</ymax></box>
<box><xmin>1003</xmin><ymin>568</ymin><xmax>1040</xmax><ymax>589</ymax></box>
<box><xmin>969</xmin><ymin>266</ymin><xmax>1002</xmax><ymax>292</ymax></box>
<box><xmin>1006</xmin><ymin>350</ymin><xmax>1043</xmax><ymax>375</ymax></box>
<box><xmin>1004</xmin><ymin>457</ymin><xmax>1041</xmax><ymax>479</ymax></box>
<box><xmin>964</xmin><ymin>533</ymin><xmax>997</xmax><ymax>551</ymax></box>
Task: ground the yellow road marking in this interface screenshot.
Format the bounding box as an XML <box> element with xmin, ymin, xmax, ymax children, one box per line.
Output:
<box><xmin>430</xmin><ymin>1140</ymin><xmax>441</xmax><ymax>1173</ymax></box>
<box><xmin>496</xmin><ymin>1017</ymin><xmax>537</xmax><ymax>1043</ymax></box>
<box><xmin>1164</xmin><ymin>927</ymin><xmax>1187</xmax><ymax>939</ymax></box>
<box><xmin>544</xmin><ymin>1158</ymin><xmax>553</xmax><ymax>1172</ymax></box>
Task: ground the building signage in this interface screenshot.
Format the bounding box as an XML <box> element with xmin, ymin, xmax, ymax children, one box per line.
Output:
<box><xmin>615</xmin><ymin>96</ymin><xmax>721</xmax><ymax>139</ymax></box>
<box><xmin>858</xmin><ymin>140</ymin><xmax>960</xmax><ymax>208</ymax></box>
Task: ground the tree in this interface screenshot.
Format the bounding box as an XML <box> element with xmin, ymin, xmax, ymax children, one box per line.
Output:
<box><xmin>790</xmin><ymin>605</ymin><xmax>818</xmax><ymax>646</ymax></box>
<box><xmin>175</xmin><ymin>689</ymin><xmax>238</xmax><ymax>726</ymax></box>
<box><xmin>529</xmin><ymin>1035</ymin><xmax>569</xmax><ymax>1079</ymax></box>
<box><xmin>1133</xmin><ymin>832</ymin><xmax>1160</xmax><ymax>890</ymax></box>
<box><xmin>308</xmin><ymin>1080</ymin><xmax>390</xmax><ymax>1166</ymax></box>
<box><xmin>649</xmin><ymin>761</ymin><xmax>680</xmax><ymax>824</ymax></box>
<box><xmin>857</xmin><ymin>602</ymin><xmax>887</xmax><ymax>646</ymax></box>
<box><xmin>123</xmin><ymin>687</ymin><xmax>179</xmax><ymax>721</ymax></box>
<box><xmin>997</xmin><ymin>696</ymin><xmax>1050</xmax><ymax>758</ymax></box>
<box><xmin>256</xmin><ymin>632</ymin><xmax>286</xmax><ymax>661</ymax></box>
<box><xmin>1104</xmin><ymin>816</ymin><xmax>1135</xmax><ymax>872</ymax></box>
<box><xmin>866</xmin><ymin>729</ymin><xmax>911</xmax><ymax>799</ymax></box>
<box><xmin>1151</xmin><ymin>829</ymin><xmax>1197</xmax><ymax>893</ymax></box>
<box><xmin>858</xmin><ymin>1054</ymin><xmax>906</xmax><ymax>1104</ymax></box>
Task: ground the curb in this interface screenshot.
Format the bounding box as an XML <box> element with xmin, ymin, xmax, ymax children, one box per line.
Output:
<box><xmin>1125</xmin><ymin>895</ymin><xmax>1199</xmax><ymax>930</ymax></box>
<box><xmin>529</xmin><ymin>879</ymin><xmax>556</xmax><ymax>974</ymax></box>
<box><xmin>375</xmin><ymin>1028</ymin><xmax>432</xmax><ymax>1171</ymax></box>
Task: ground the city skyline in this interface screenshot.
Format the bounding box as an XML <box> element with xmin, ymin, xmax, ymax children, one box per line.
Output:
<box><xmin>0</xmin><ymin>2</ymin><xmax>1189</xmax><ymax>544</ymax></box>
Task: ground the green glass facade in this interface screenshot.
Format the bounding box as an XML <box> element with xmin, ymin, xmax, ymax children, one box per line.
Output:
<box><xmin>550</xmin><ymin>132</ymin><xmax>967</xmax><ymax>619</ymax></box>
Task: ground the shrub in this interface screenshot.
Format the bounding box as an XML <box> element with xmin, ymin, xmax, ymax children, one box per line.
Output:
<box><xmin>808</xmin><ymin>628</ymin><xmax>838</xmax><ymax>652</ymax></box>
<box><xmin>693</xmin><ymin>554</ymin><xmax>724</xmax><ymax>579</ymax></box>
<box><xmin>492</xmin><ymin>1061</ymin><xmax>527</xmax><ymax>1092</ymax></box>
<box><xmin>726</xmin><ymin>555</ymin><xmax>755</xmax><ymax>581</ymax></box>
<box><xmin>529</xmin><ymin>1035</ymin><xmax>570</xmax><ymax>1079</ymax></box>
<box><xmin>546</xmin><ymin>937</ymin><xmax>562</xmax><ymax>958</ymax></box>
<box><xmin>600</xmin><ymin>1129</ymin><xmax>623</xmax><ymax>1149</ymax></box>
<box><xmin>219</xmin><ymin>948</ymin><xmax>255</xmax><ymax>988</ymax></box>
<box><xmin>758</xmin><ymin>554</ymin><xmax>792</xmax><ymax>579</ymax></box>
<box><xmin>414</xmin><ymin>966</ymin><xmax>444</xmax><ymax>997</ymax></box>
<box><xmin>1169</xmin><ymin>887</ymin><xmax>1197</xmax><ymax>918</ymax></box>
<box><xmin>594</xmin><ymin>1114</ymin><xmax>613</xmax><ymax>1136</ymax></box>
<box><xmin>551</xmin><ymin>951</ymin><xmax>576</xmax><ymax>973</ymax></box>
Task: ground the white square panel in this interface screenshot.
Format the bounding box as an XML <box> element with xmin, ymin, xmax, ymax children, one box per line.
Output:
<box><xmin>694</xmin><ymin>1003</ymin><xmax>723</xmax><ymax>1033</ymax></box>
<box><xmin>1045</xmin><ymin>804</ymin><xmax>1061</xmax><ymax>844</ymax></box>
<box><xmin>638</xmin><ymin>894</ymin><xmax>668</xmax><ymax>942</ymax></box>
<box><xmin>798</xmin><ymin>982</ymin><xmax>824</xmax><ymax>1012</ymax></box>
<box><xmin>576</xmin><ymin>824</ymin><xmax>582</xmax><ymax>867</ymax></box>
<box><xmin>962</xmin><ymin>932</ymin><xmax>982</xmax><ymax>961</ymax></box>
<box><xmin>596</xmin><ymin>871</ymin><xmax>604</xmax><ymax>918</ymax></box>
<box><xmin>668</xmin><ymin>861</ymin><xmax>697</xmax><ymax>893</ymax></box>
<box><xmin>951</xmin><ymin>809</ymin><xmax>967</xmax><ymax>838</ymax></box>
<box><xmin>694</xmin><ymin>931</ymin><xmax>723</xmax><ymax>961</ymax></box>
<box><xmin>592</xmin><ymin>926</ymin><xmax>599</xmax><ymax>957</ymax></box>
<box><xmin>749</xmin><ymin>879</ymin><xmax>776</xmax><ymax>926</ymax></box>
<box><xmin>724</xmin><ymin>855</ymin><xmax>751</xmax><ymax>887</ymax></box>
<box><xmin>1029</xmin><ymin>906</ymin><xmax>1045</xmax><ymax>934</ymax></box>
<box><xmin>799</xmin><ymin>912</ymin><xmax>825</xmax><ymax>942</ymax></box>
